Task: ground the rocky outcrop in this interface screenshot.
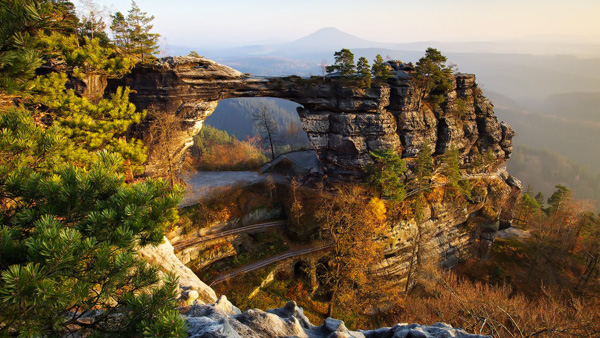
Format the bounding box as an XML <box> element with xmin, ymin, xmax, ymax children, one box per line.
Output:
<box><xmin>182</xmin><ymin>296</ymin><xmax>487</xmax><ymax>338</ymax></box>
<box><xmin>124</xmin><ymin>57</ymin><xmax>517</xmax><ymax>336</ymax></box>
<box><xmin>110</xmin><ymin>56</ymin><xmax>513</xmax><ymax>178</ymax></box>
<box><xmin>138</xmin><ymin>236</ymin><xmax>217</xmax><ymax>305</ymax></box>
<box><xmin>380</xmin><ymin>168</ymin><xmax>520</xmax><ymax>281</ymax></box>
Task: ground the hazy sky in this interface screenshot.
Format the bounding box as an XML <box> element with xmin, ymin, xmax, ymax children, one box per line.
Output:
<box><xmin>88</xmin><ymin>0</ymin><xmax>600</xmax><ymax>47</ymax></box>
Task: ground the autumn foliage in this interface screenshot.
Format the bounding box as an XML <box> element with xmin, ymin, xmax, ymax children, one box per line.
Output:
<box><xmin>189</xmin><ymin>125</ymin><xmax>267</xmax><ymax>171</ymax></box>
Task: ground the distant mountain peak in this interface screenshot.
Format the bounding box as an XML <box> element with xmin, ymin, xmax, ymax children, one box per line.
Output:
<box><xmin>291</xmin><ymin>27</ymin><xmax>375</xmax><ymax>49</ymax></box>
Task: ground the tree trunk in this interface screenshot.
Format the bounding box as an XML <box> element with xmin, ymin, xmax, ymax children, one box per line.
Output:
<box><xmin>327</xmin><ymin>287</ymin><xmax>337</xmax><ymax>317</ymax></box>
<box><xmin>265</xmin><ymin>126</ymin><xmax>275</xmax><ymax>160</ymax></box>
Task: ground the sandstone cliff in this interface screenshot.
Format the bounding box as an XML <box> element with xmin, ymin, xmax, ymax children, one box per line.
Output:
<box><xmin>113</xmin><ymin>56</ymin><xmax>518</xmax><ymax>336</ymax></box>
<box><xmin>116</xmin><ymin>56</ymin><xmax>520</xmax><ymax>283</ymax></box>
<box><xmin>110</xmin><ymin>56</ymin><xmax>513</xmax><ymax>179</ymax></box>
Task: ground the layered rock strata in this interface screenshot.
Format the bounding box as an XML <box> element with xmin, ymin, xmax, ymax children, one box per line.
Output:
<box><xmin>110</xmin><ymin>56</ymin><xmax>513</xmax><ymax>178</ymax></box>
<box><xmin>380</xmin><ymin>168</ymin><xmax>521</xmax><ymax>282</ymax></box>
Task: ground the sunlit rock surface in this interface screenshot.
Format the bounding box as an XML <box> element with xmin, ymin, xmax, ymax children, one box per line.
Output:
<box><xmin>110</xmin><ymin>57</ymin><xmax>513</xmax><ymax>178</ymax></box>
<box><xmin>181</xmin><ymin>297</ymin><xmax>488</xmax><ymax>338</ymax></box>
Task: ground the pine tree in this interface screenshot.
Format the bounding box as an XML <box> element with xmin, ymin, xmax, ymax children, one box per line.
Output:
<box><xmin>39</xmin><ymin>0</ymin><xmax>80</xmax><ymax>35</ymax></box>
<box><xmin>483</xmin><ymin>148</ymin><xmax>496</xmax><ymax>172</ymax></box>
<box><xmin>356</xmin><ymin>56</ymin><xmax>371</xmax><ymax>89</ymax></box>
<box><xmin>366</xmin><ymin>149</ymin><xmax>406</xmax><ymax>201</ymax></box>
<box><xmin>77</xmin><ymin>0</ymin><xmax>110</xmax><ymax>45</ymax></box>
<box><xmin>0</xmin><ymin>0</ymin><xmax>45</xmax><ymax>92</ymax></box>
<box><xmin>110</xmin><ymin>1</ymin><xmax>161</xmax><ymax>64</ymax></box>
<box><xmin>415</xmin><ymin>143</ymin><xmax>433</xmax><ymax>189</ymax></box>
<box><xmin>547</xmin><ymin>185</ymin><xmax>572</xmax><ymax>215</ymax></box>
<box><xmin>371</xmin><ymin>54</ymin><xmax>391</xmax><ymax>82</ymax></box>
<box><xmin>0</xmin><ymin>109</ymin><xmax>186</xmax><ymax>336</ymax></box>
<box><xmin>30</xmin><ymin>72</ymin><xmax>146</xmax><ymax>172</ymax></box>
<box><xmin>535</xmin><ymin>192</ymin><xmax>545</xmax><ymax>207</ymax></box>
<box><xmin>326</xmin><ymin>48</ymin><xmax>355</xmax><ymax>77</ymax></box>
<box><xmin>34</xmin><ymin>31</ymin><xmax>133</xmax><ymax>77</ymax></box>
<box><xmin>413</xmin><ymin>48</ymin><xmax>454</xmax><ymax>109</ymax></box>
<box><xmin>442</xmin><ymin>146</ymin><xmax>461</xmax><ymax>189</ymax></box>
<box><xmin>110</xmin><ymin>11</ymin><xmax>129</xmax><ymax>51</ymax></box>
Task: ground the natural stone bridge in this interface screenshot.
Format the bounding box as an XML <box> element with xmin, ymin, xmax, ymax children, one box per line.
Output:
<box><xmin>112</xmin><ymin>56</ymin><xmax>514</xmax><ymax>177</ymax></box>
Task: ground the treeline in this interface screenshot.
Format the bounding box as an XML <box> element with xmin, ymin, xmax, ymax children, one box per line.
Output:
<box><xmin>0</xmin><ymin>0</ymin><xmax>188</xmax><ymax>336</ymax></box>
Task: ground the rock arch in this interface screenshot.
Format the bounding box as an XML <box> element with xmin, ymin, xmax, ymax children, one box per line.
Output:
<box><xmin>111</xmin><ymin>56</ymin><xmax>514</xmax><ymax>178</ymax></box>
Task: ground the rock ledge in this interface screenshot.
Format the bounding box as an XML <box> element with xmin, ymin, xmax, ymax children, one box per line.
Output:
<box><xmin>182</xmin><ymin>297</ymin><xmax>488</xmax><ymax>338</ymax></box>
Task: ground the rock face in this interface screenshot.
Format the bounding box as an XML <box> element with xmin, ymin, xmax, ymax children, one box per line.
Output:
<box><xmin>119</xmin><ymin>55</ymin><xmax>521</xmax><ymax>291</ymax></box>
<box><xmin>110</xmin><ymin>56</ymin><xmax>513</xmax><ymax>178</ymax></box>
<box><xmin>380</xmin><ymin>168</ymin><xmax>522</xmax><ymax>282</ymax></box>
<box><xmin>122</xmin><ymin>57</ymin><xmax>517</xmax><ymax>336</ymax></box>
<box><xmin>138</xmin><ymin>236</ymin><xmax>217</xmax><ymax>305</ymax></box>
<box><xmin>182</xmin><ymin>296</ymin><xmax>487</xmax><ymax>338</ymax></box>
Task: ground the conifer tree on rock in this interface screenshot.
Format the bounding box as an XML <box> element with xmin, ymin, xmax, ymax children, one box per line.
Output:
<box><xmin>442</xmin><ymin>146</ymin><xmax>461</xmax><ymax>189</ymax></box>
<box><xmin>413</xmin><ymin>47</ymin><xmax>454</xmax><ymax>109</ymax></box>
<box><xmin>415</xmin><ymin>143</ymin><xmax>434</xmax><ymax>190</ymax></box>
<box><xmin>326</xmin><ymin>48</ymin><xmax>355</xmax><ymax>77</ymax></box>
<box><xmin>366</xmin><ymin>149</ymin><xmax>407</xmax><ymax>201</ymax></box>
<box><xmin>372</xmin><ymin>54</ymin><xmax>391</xmax><ymax>82</ymax></box>
<box><xmin>110</xmin><ymin>1</ymin><xmax>160</xmax><ymax>64</ymax></box>
<box><xmin>77</xmin><ymin>0</ymin><xmax>110</xmax><ymax>45</ymax></box>
<box><xmin>356</xmin><ymin>56</ymin><xmax>371</xmax><ymax>88</ymax></box>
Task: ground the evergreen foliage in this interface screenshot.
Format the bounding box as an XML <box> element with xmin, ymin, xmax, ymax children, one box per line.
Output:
<box><xmin>454</xmin><ymin>97</ymin><xmax>468</xmax><ymax>119</ymax></box>
<box><xmin>0</xmin><ymin>2</ymin><xmax>190</xmax><ymax>335</ymax></box>
<box><xmin>35</xmin><ymin>31</ymin><xmax>133</xmax><ymax>76</ymax></box>
<box><xmin>514</xmin><ymin>186</ymin><xmax>541</xmax><ymax>226</ymax></box>
<box><xmin>76</xmin><ymin>0</ymin><xmax>110</xmax><ymax>45</ymax></box>
<box><xmin>0</xmin><ymin>107</ymin><xmax>64</xmax><ymax>175</ymax></box>
<box><xmin>371</xmin><ymin>54</ymin><xmax>391</xmax><ymax>82</ymax></box>
<box><xmin>414</xmin><ymin>143</ymin><xmax>433</xmax><ymax>189</ymax></box>
<box><xmin>356</xmin><ymin>56</ymin><xmax>371</xmax><ymax>89</ymax></box>
<box><xmin>0</xmin><ymin>109</ymin><xmax>185</xmax><ymax>336</ymax></box>
<box><xmin>30</xmin><ymin>72</ymin><xmax>147</xmax><ymax>172</ymax></box>
<box><xmin>366</xmin><ymin>149</ymin><xmax>406</xmax><ymax>201</ymax></box>
<box><xmin>0</xmin><ymin>0</ymin><xmax>45</xmax><ymax>92</ymax></box>
<box><xmin>442</xmin><ymin>146</ymin><xmax>461</xmax><ymax>189</ymax></box>
<box><xmin>39</xmin><ymin>0</ymin><xmax>80</xmax><ymax>35</ymax></box>
<box><xmin>546</xmin><ymin>184</ymin><xmax>572</xmax><ymax>214</ymax></box>
<box><xmin>413</xmin><ymin>48</ymin><xmax>454</xmax><ymax>109</ymax></box>
<box><xmin>110</xmin><ymin>1</ymin><xmax>161</xmax><ymax>64</ymax></box>
<box><xmin>326</xmin><ymin>48</ymin><xmax>355</xmax><ymax>76</ymax></box>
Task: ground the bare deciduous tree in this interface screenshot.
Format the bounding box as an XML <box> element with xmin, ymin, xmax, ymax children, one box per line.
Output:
<box><xmin>252</xmin><ymin>104</ymin><xmax>279</xmax><ymax>160</ymax></box>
